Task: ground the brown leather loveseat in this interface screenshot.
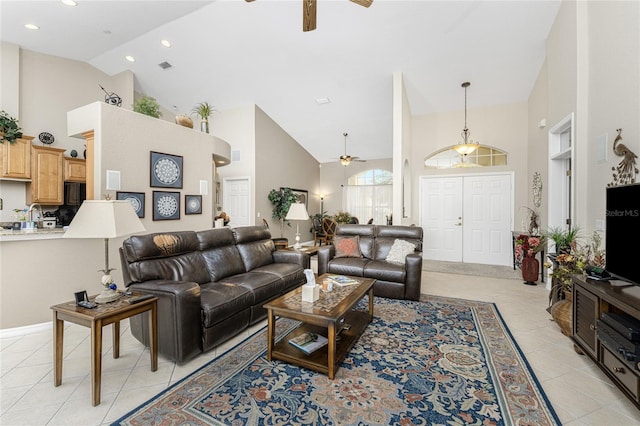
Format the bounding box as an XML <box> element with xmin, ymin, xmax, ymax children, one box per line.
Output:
<box><xmin>120</xmin><ymin>226</ymin><xmax>309</xmax><ymax>363</ymax></box>
<box><xmin>318</xmin><ymin>224</ymin><xmax>423</xmax><ymax>300</ymax></box>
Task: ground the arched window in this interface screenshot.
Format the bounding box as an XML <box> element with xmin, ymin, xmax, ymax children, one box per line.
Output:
<box><xmin>424</xmin><ymin>145</ymin><xmax>508</xmax><ymax>169</ymax></box>
<box><xmin>344</xmin><ymin>169</ymin><xmax>393</xmax><ymax>225</ymax></box>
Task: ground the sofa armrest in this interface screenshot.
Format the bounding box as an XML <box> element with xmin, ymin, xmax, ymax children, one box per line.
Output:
<box><xmin>404</xmin><ymin>252</ymin><xmax>423</xmax><ymax>301</ymax></box>
<box><xmin>126</xmin><ymin>280</ymin><xmax>202</xmax><ymax>363</ymax></box>
<box><xmin>317</xmin><ymin>245</ymin><xmax>336</xmax><ymax>275</ymax></box>
<box><xmin>272</xmin><ymin>250</ymin><xmax>310</xmax><ymax>269</ymax></box>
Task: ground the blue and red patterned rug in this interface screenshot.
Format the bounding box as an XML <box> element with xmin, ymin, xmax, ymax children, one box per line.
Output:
<box><xmin>113</xmin><ymin>295</ymin><xmax>560</xmax><ymax>425</ymax></box>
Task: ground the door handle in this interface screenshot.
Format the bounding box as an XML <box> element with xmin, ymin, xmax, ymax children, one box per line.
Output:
<box><xmin>455</xmin><ymin>223</ymin><xmax>462</xmax><ymax>226</ymax></box>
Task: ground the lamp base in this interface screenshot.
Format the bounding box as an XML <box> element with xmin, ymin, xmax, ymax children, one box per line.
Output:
<box><xmin>293</xmin><ymin>234</ymin><xmax>301</xmax><ymax>249</ymax></box>
<box><xmin>95</xmin><ymin>288</ymin><xmax>122</xmax><ymax>304</ymax></box>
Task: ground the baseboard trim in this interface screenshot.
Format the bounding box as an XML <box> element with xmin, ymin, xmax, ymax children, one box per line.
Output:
<box><xmin>0</xmin><ymin>321</ymin><xmax>51</xmax><ymax>338</ymax></box>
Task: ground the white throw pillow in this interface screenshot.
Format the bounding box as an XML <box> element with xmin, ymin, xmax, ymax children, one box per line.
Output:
<box><xmin>385</xmin><ymin>239</ymin><xmax>416</xmax><ymax>264</ymax></box>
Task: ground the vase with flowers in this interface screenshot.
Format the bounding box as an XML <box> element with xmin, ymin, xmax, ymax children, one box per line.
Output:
<box><xmin>515</xmin><ymin>234</ymin><xmax>546</xmax><ymax>285</ymax></box>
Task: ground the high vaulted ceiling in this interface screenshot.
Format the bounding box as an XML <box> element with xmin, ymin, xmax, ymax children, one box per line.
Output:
<box><xmin>1</xmin><ymin>0</ymin><xmax>561</xmax><ymax>164</ymax></box>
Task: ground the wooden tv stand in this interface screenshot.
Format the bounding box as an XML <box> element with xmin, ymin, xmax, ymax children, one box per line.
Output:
<box><xmin>572</xmin><ymin>275</ymin><xmax>640</xmax><ymax>408</ymax></box>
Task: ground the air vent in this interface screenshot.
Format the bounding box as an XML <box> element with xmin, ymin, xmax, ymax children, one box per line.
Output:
<box><xmin>158</xmin><ymin>61</ymin><xmax>172</xmax><ymax>70</ymax></box>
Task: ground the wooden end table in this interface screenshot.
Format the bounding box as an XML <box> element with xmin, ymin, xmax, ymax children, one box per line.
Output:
<box><xmin>264</xmin><ymin>274</ymin><xmax>374</xmax><ymax>379</ymax></box>
<box><xmin>50</xmin><ymin>293</ymin><xmax>158</xmax><ymax>406</ymax></box>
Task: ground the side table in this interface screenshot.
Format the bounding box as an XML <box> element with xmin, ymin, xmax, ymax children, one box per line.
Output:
<box><xmin>50</xmin><ymin>293</ymin><xmax>158</xmax><ymax>406</ymax></box>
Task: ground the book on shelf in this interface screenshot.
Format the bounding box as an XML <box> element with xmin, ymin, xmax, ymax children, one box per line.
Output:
<box><xmin>327</xmin><ymin>275</ymin><xmax>360</xmax><ymax>287</ymax></box>
<box><xmin>288</xmin><ymin>332</ymin><xmax>328</xmax><ymax>354</ymax></box>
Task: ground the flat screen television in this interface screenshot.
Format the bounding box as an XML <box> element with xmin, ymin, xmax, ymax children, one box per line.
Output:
<box><xmin>606</xmin><ymin>183</ymin><xmax>640</xmax><ymax>284</ymax></box>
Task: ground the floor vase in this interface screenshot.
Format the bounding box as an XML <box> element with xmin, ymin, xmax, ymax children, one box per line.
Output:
<box><xmin>521</xmin><ymin>256</ymin><xmax>539</xmax><ymax>285</ymax></box>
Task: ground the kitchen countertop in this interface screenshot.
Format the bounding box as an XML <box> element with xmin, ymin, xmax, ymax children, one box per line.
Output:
<box><xmin>0</xmin><ymin>228</ymin><xmax>66</xmax><ymax>241</ymax></box>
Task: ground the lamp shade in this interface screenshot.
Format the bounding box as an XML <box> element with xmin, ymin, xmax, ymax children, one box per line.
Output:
<box><xmin>63</xmin><ymin>200</ymin><xmax>145</xmax><ymax>239</ymax></box>
<box><xmin>285</xmin><ymin>203</ymin><xmax>309</xmax><ymax>221</ymax></box>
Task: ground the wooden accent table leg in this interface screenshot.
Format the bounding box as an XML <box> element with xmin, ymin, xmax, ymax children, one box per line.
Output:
<box><xmin>90</xmin><ymin>319</ymin><xmax>103</xmax><ymax>406</ymax></box>
<box><xmin>53</xmin><ymin>312</ymin><xmax>63</xmax><ymax>387</ymax></box>
<box><xmin>149</xmin><ymin>301</ymin><xmax>158</xmax><ymax>371</ymax></box>
<box><xmin>368</xmin><ymin>288</ymin><xmax>374</xmax><ymax>321</ymax></box>
<box><xmin>112</xmin><ymin>321</ymin><xmax>120</xmax><ymax>359</ymax></box>
<box><xmin>327</xmin><ymin>322</ymin><xmax>336</xmax><ymax>379</ymax></box>
<box><xmin>266</xmin><ymin>309</ymin><xmax>274</xmax><ymax>361</ymax></box>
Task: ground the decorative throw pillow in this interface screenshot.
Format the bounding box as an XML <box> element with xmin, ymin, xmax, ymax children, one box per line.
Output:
<box><xmin>385</xmin><ymin>239</ymin><xmax>416</xmax><ymax>264</ymax></box>
<box><xmin>334</xmin><ymin>236</ymin><xmax>362</xmax><ymax>258</ymax></box>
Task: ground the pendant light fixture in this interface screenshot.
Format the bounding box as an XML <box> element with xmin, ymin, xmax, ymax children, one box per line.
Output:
<box><xmin>453</xmin><ymin>81</ymin><xmax>479</xmax><ymax>156</ymax></box>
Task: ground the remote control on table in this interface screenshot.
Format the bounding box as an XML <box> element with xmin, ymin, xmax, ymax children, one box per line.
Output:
<box><xmin>77</xmin><ymin>300</ymin><xmax>97</xmax><ymax>309</ymax></box>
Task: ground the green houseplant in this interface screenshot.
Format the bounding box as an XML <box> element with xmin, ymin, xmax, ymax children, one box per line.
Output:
<box><xmin>0</xmin><ymin>111</ymin><xmax>23</xmax><ymax>144</ymax></box>
<box><xmin>333</xmin><ymin>211</ymin><xmax>353</xmax><ymax>224</ymax></box>
<box><xmin>192</xmin><ymin>101</ymin><xmax>214</xmax><ymax>133</ymax></box>
<box><xmin>545</xmin><ymin>226</ymin><xmax>581</xmax><ymax>254</ymax></box>
<box><xmin>133</xmin><ymin>96</ymin><xmax>162</xmax><ymax>118</ymax></box>
<box><xmin>268</xmin><ymin>187</ymin><xmax>298</xmax><ymax>237</ymax></box>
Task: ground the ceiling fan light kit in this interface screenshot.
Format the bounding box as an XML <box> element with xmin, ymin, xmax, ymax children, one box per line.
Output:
<box><xmin>452</xmin><ymin>81</ymin><xmax>480</xmax><ymax>156</ymax></box>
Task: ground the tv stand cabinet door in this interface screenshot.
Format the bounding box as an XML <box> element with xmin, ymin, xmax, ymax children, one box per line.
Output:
<box><xmin>573</xmin><ymin>282</ymin><xmax>599</xmax><ymax>359</ymax></box>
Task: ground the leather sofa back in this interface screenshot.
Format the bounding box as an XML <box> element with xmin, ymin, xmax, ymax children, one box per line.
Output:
<box><xmin>233</xmin><ymin>226</ymin><xmax>276</xmax><ymax>271</ymax></box>
<box><xmin>374</xmin><ymin>225</ymin><xmax>423</xmax><ymax>260</ymax></box>
<box><xmin>197</xmin><ymin>228</ymin><xmax>246</xmax><ymax>282</ymax></box>
<box><xmin>334</xmin><ymin>224</ymin><xmax>375</xmax><ymax>258</ymax></box>
<box><xmin>121</xmin><ymin>231</ymin><xmax>210</xmax><ymax>284</ymax></box>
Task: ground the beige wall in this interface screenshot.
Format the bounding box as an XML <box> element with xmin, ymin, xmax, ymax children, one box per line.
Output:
<box><xmin>393</xmin><ymin>72</ymin><xmax>415</xmax><ymax>226</ymax></box>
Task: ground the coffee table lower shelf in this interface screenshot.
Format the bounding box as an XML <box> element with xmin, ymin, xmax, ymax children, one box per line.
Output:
<box><xmin>270</xmin><ymin>310</ymin><xmax>370</xmax><ymax>377</ymax></box>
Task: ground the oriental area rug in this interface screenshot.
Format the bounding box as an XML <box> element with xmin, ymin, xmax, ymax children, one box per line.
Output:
<box><xmin>113</xmin><ymin>295</ymin><xmax>560</xmax><ymax>426</ymax></box>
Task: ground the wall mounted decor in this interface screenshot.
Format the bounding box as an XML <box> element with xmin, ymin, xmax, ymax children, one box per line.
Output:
<box><xmin>38</xmin><ymin>131</ymin><xmax>54</xmax><ymax>145</ymax></box>
<box><xmin>153</xmin><ymin>191</ymin><xmax>180</xmax><ymax>221</ymax></box>
<box><xmin>532</xmin><ymin>172</ymin><xmax>542</xmax><ymax>208</ymax></box>
<box><xmin>99</xmin><ymin>84</ymin><xmax>122</xmax><ymax>107</ymax></box>
<box><xmin>185</xmin><ymin>195</ymin><xmax>202</xmax><ymax>215</ymax></box>
<box><xmin>287</xmin><ymin>188</ymin><xmax>309</xmax><ymax>211</ymax></box>
<box><xmin>150</xmin><ymin>151</ymin><xmax>183</xmax><ymax>189</ymax></box>
<box><xmin>116</xmin><ymin>191</ymin><xmax>145</xmax><ymax>218</ymax></box>
<box><xmin>609</xmin><ymin>128</ymin><xmax>638</xmax><ymax>187</ymax></box>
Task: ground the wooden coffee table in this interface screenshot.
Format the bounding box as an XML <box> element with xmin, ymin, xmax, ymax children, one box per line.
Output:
<box><xmin>51</xmin><ymin>293</ymin><xmax>158</xmax><ymax>406</ymax></box>
<box><xmin>264</xmin><ymin>274</ymin><xmax>374</xmax><ymax>379</ymax></box>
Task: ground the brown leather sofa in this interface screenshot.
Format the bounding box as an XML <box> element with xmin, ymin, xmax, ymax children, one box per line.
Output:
<box><xmin>119</xmin><ymin>226</ymin><xmax>309</xmax><ymax>363</ymax></box>
<box><xmin>318</xmin><ymin>224</ymin><xmax>423</xmax><ymax>300</ymax></box>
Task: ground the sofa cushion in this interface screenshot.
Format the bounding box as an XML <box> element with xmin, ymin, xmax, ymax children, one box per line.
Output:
<box><xmin>327</xmin><ymin>257</ymin><xmax>371</xmax><ymax>277</ymax></box>
<box><xmin>385</xmin><ymin>239</ymin><xmax>416</xmax><ymax>264</ymax></box>
<box><xmin>220</xmin><ymin>272</ymin><xmax>285</xmax><ymax>303</ymax></box>
<box><xmin>333</xmin><ymin>235</ymin><xmax>362</xmax><ymax>258</ymax></box>
<box><xmin>364</xmin><ymin>260</ymin><xmax>407</xmax><ymax>283</ymax></box>
<box><xmin>233</xmin><ymin>226</ymin><xmax>276</xmax><ymax>271</ymax></box>
<box><xmin>198</xmin><ymin>229</ymin><xmax>246</xmax><ymax>281</ymax></box>
<box><xmin>253</xmin><ymin>263</ymin><xmax>306</xmax><ymax>291</ymax></box>
<box><xmin>200</xmin><ymin>282</ymin><xmax>254</xmax><ymax>327</ymax></box>
<box><xmin>126</xmin><ymin>251</ymin><xmax>210</xmax><ymax>284</ymax></box>
<box><xmin>334</xmin><ymin>224</ymin><xmax>375</xmax><ymax>259</ymax></box>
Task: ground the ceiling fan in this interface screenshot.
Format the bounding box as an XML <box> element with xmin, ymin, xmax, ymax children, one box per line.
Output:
<box><xmin>245</xmin><ymin>0</ymin><xmax>373</xmax><ymax>32</ymax></box>
<box><xmin>339</xmin><ymin>132</ymin><xmax>366</xmax><ymax>166</ymax></box>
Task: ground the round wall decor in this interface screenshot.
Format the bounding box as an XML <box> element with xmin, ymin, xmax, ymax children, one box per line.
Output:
<box><xmin>39</xmin><ymin>132</ymin><xmax>54</xmax><ymax>145</ymax></box>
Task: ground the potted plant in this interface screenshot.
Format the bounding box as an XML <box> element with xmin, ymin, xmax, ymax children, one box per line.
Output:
<box><xmin>0</xmin><ymin>110</ymin><xmax>23</xmax><ymax>144</ymax></box>
<box><xmin>133</xmin><ymin>96</ymin><xmax>162</xmax><ymax>118</ymax></box>
<box><xmin>192</xmin><ymin>101</ymin><xmax>214</xmax><ymax>133</ymax></box>
<box><xmin>333</xmin><ymin>211</ymin><xmax>353</xmax><ymax>224</ymax></box>
<box><xmin>514</xmin><ymin>234</ymin><xmax>546</xmax><ymax>284</ymax></box>
<box><xmin>268</xmin><ymin>187</ymin><xmax>298</xmax><ymax>237</ymax></box>
<box><xmin>545</xmin><ymin>226</ymin><xmax>581</xmax><ymax>254</ymax></box>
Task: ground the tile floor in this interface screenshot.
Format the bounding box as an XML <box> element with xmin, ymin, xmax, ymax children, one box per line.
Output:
<box><xmin>1</xmin><ymin>270</ymin><xmax>640</xmax><ymax>425</ymax></box>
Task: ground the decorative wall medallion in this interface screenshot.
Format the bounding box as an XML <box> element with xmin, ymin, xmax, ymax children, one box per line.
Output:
<box><xmin>116</xmin><ymin>191</ymin><xmax>145</xmax><ymax>218</ymax></box>
<box><xmin>150</xmin><ymin>151</ymin><xmax>183</xmax><ymax>188</ymax></box>
<box><xmin>185</xmin><ymin>195</ymin><xmax>202</xmax><ymax>215</ymax></box>
<box><xmin>153</xmin><ymin>191</ymin><xmax>180</xmax><ymax>220</ymax></box>
<box><xmin>38</xmin><ymin>132</ymin><xmax>54</xmax><ymax>145</ymax></box>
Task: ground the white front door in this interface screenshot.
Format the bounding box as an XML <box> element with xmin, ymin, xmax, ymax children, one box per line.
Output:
<box><xmin>421</xmin><ymin>177</ymin><xmax>464</xmax><ymax>261</ymax></box>
<box><xmin>223</xmin><ymin>177</ymin><xmax>250</xmax><ymax>227</ymax></box>
<box><xmin>420</xmin><ymin>173</ymin><xmax>513</xmax><ymax>266</ymax></box>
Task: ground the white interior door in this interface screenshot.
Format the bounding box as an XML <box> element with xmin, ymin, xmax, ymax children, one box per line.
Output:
<box><xmin>223</xmin><ymin>177</ymin><xmax>250</xmax><ymax>227</ymax></box>
<box><xmin>420</xmin><ymin>173</ymin><xmax>513</xmax><ymax>265</ymax></box>
<box><xmin>420</xmin><ymin>177</ymin><xmax>463</xmax><ymax>261</ymax></box>
<box><xmin>463</xmin><ymin>174</ymin><xmax>512</xmax><ymax>266</ymax></box>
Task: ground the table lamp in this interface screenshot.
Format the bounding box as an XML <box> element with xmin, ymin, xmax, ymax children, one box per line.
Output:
<box><xmin>63</xmin><ymin>199</ymin><xmax>146</xmax><ymax>303</ymax></box>
<box><xmin>285</xmin><ymin>203</ymin><xmax>310</xmax><ymax>249</ymax></box>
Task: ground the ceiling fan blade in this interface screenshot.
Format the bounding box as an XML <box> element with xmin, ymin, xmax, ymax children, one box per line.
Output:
<box><xmin>303</xmin><ymin>0</ymin><xmax>317</xmax><ymax>32</ymax></box>
<box><xmin>350</xmin><ymin>0</ymin><xmax>373</xmax><ymax>8</ymax></box>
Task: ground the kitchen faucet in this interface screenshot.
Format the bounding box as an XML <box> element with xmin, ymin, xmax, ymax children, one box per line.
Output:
<box><xmin>28</xmin><ymin>203</ymin><xmax>44</xmax><ymax>225</ymax></box>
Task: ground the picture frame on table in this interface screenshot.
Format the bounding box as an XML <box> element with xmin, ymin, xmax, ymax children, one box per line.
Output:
<box><xmin>116</xmin><ymin>191</ymin><xmax>145</xmax><ymax>218</ymax></box>
<box><xmin>286</xmin><ymin>188</ymin><xmax>308</xmax><ymax>211</ymax></box>
<box><xmin>150</xmin><ymin>151</ymin><xmax>183</xmax><ymax>189</ymax></box>
<box><xmin>185</xmin><ymin>195</ymin><xmax>202</xmax><ymax>215</ymax></box>
<box><xmin>152</xmin><ymin>191</ymin><xmax>181</xmax><ymax>221</ymax></box>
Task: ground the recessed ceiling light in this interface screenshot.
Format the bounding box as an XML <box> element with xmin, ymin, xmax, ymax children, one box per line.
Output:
<box><xmin>125</xmin><ymin>55</ymin><xmax>135</xmax><ymax>62</ymax></box>
<box><xmin>61</xmin><ymin>0</ymin><xmax>77</xmax><ymax>6</ymax></box>
<box><xmin>24</xmin><ymin>23</ymin><xmax>39</xmax><ymax>30</ymax></box>
<box><xmin>161</xmin><ymin>40</ymin><xmax>171</xmax><ymax>48</ymax></box>
<box><xmin>315</xmin><ymin>97</ymin><xmax>331</xmax><ymax>105</ymax></box>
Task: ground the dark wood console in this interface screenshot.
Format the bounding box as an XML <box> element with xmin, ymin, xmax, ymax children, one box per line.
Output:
<box><xmin>572</xmin><ymin>275</ymin><xmax>640</xmax><ymax>407</ymax></box>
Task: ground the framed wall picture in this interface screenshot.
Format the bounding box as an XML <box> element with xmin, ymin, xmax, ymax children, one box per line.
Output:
<box><xmin>153</xmin><ymin>191</ymin><xmax>180</xmax><ymax>220</ymax></box>
<box><xmin>116</xmin><ymin>191</ymin><xmax>145</xmax><ymax>218</ymax></box>
<box><xmin>185</xmin><ymin>195</ymin><xmax>202</xmax><ymax>215</ymax></box>
<box><xmin>150</xmin><ymin>151</ymin><xmax>183</xmax><ymax>188</ymax></box>
<box><xmin>287</xmin><ymin>188</ymin><xmax>308</xmax><ymax>211</ymax></box>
